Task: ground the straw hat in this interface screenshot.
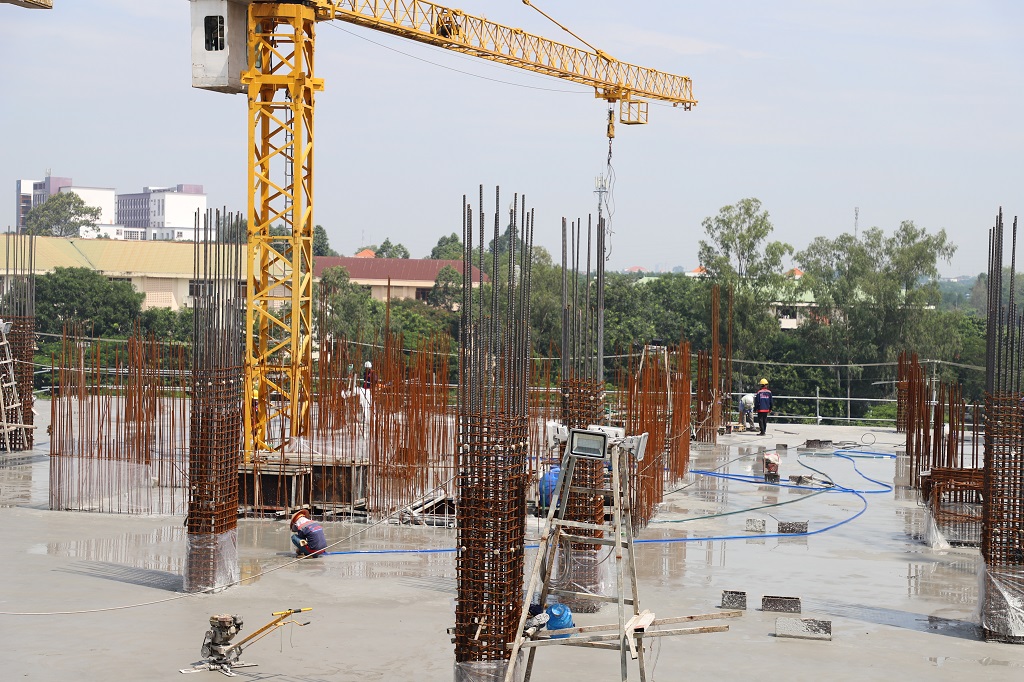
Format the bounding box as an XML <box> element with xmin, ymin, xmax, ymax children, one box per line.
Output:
<box><xmin>290</xmin><ymin>508</ymin><xmax>310</xmax><ymax>530</ymax></box>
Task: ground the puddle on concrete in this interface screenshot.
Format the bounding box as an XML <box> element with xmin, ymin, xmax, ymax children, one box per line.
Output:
<box><xmin>0</xmin><ymin>452</ymin><xmax>49</xmax><ymax>508</ymax></box>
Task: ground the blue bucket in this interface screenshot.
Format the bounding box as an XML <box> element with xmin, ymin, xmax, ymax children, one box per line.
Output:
<box><xmin>539</xmin><ymin>466</ymin><xmax>560</xmax><ymax>508</ymax></box>
<box><xmin>545</xmin><ymin>603</ymin><xmax>574</xmax><ymax>638</ymax></box>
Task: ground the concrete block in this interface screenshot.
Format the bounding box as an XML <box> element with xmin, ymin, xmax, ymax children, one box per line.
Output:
<box><xmin>762</xmin><ymin>595</ymin><xmax>801</xmax><ymax>613</ymax></box>
<box><xmin>721</xmin><ymin>590</ymin><xmax>747</xmax><ymax>610</ymax></box>
<box><xmin>775</xmin><ymin>617</ymin><xmax>831</xmax><ymax>640</ymax></box>
<box><xmin>778</xmin><ymin>521</ymin><xmax>809</xmax><ymax>534</ymax></box>
<box><xmin>746</xmin><ymin>518</ymin><xmax>766</xmax><ymax>533</ymax></box>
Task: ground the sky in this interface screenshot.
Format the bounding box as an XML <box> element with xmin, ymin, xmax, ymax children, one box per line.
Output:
<box><xmin>3</xmin><ymin>1</ymin><xmax>1023</xmax><ymax>277</ymax></box>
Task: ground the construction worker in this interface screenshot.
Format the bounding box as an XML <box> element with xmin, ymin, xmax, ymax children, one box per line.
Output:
<box><xmin>362</xmin><ymin>360</ymin><xmax>377</xmax><ymax>391</ymax></box>
<box><xmin>755</xmin><ymin>378</ymin><xmax>773</xmax><ymax>436</ymax></box>
<box><xmin>358</xmin><ymin>360</ymin><xmax>376</xmax><ymax>424</ymax></box>
<box><xmin>738</xmin><ymin>393</ymin><xmax>755</xmax><ymax>431</ymax></box>
<box><xmin>290</xmin><ymin>509</ymin><xmax>327</xmax><ymax>557</ymax></box>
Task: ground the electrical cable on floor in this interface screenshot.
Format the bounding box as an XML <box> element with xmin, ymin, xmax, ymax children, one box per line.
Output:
<box><xmin>648</xmin><ymin>487</ymin><xmax>829</xmax><ymax>525</ymax></box>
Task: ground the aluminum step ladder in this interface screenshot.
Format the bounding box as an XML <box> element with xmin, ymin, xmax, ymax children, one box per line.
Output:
<box><xmin>506</xmin><ymin>441</ymin><xmax>738</xmax><ymax>682</ymax></box>
<box><xmin>0</xmin><ymin>320</ymin><xmax>27</xmax><ymax>452</ymax></box>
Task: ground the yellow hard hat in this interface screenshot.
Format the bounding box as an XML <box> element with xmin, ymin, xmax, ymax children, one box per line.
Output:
<box><xmin>759</xmin><ymin>378</ymin><xmax>768</xmax><ymax>385</ymax></box>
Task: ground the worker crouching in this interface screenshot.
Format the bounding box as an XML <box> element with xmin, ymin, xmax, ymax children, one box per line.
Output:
<box><xmin>290</xmin><ymin>509</ymin><xmax>327</xmax><ymax>558</ymax></box>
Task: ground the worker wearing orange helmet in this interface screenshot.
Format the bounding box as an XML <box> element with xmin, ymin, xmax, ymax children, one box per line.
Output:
<box><xmin>290</xmin><ymin>509</ymin><xmax>327</xmax><ymax>557</ymax></box>
<box><xmin>755</xmin><ymin>378</ymin><xmax>773</xmax><ymax>436</ymax></box>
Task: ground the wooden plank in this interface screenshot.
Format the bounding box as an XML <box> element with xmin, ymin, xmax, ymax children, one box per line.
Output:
<box><xmin>517</xmin><ymin>624</ymin><xmax>729</xmax><ymax>648</ymax></box>
<box><xmin>552</xmin><ymin>518</ymin><xmax>609</xmax><ymax>532</ymax></box>
<box><xmin>561</xmin><ymin>533</ymin><xmax>625</xmax><ymax>547</ymax></box>
<box><xmin>548</xmin><ymin>588</ymin><xmax>633</xmax><ymax>605</ymax></box>
<box><xmin>649</xmin><ymin>610</ymin><xmax>743</xmax><ymax>626</ymax></box>
<box><xmin>636</xmin><ymin>625</ymin><xmax>730</xmax><ymax>638</ymax></box>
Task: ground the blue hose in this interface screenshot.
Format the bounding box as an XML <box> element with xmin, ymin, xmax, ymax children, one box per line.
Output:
<box><xmin>833</xmin><ymin>448</ymin><xmax>898</xmax><ymax>459</ymax></box>
<box><xmin>320</xmin><ymin>451</ymin><xmax>892</xmax><ymax>556</ymax></box>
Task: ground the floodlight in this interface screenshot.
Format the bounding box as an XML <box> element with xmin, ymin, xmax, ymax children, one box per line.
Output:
<box><xmin>569</xmin><ymin>428</ymin><xmax>607</xmax><ymax>459</ymax></box>
<box><xmin>587</xmin><ymin>425</ymin><xmax>624</xmax><ymax>440</ymax></box>
<box><xmin>622</xmin><ymin>433</ymin><xmax>649</xmax><ymax>461</ymax></box>
<box><xmin>545</xmin><ymin>421</ymin><xmax>569</xmax><ymax>449</ymax></box>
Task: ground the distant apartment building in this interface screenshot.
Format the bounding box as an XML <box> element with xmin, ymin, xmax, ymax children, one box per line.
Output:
<box><xmin>12</xmin><ymin>173</ymin><xmax>72</xmax><ymax>233</ymax></box>
<box><xmin>32</xmin><ymin>173</ymin><xmax>71</xmax><ymax>210</ymax></box>
<box><xmin>115</xmin><ymin>185</ymin><xmax>206</xmax><ymax>241</ymax></box>
<box><xmin>15</xmin><ymin>175</ymin><xmax>209</xmax><ymax>241</ymax></box>
<box><xmin>60</xmin><ymin>186</ymin><xmax>116</xmax><ymax>226</ymax></box>
<box><xmin>13</xmin><ymin>179</ymin><xmax>33</xmax><ymax>232</ymax></box>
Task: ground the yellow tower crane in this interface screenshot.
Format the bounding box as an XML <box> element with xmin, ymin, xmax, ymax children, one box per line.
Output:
<box><xmin>189</xmin><ymin>0</ymin><xmax>696</xmax><ymax>461</ymax></box>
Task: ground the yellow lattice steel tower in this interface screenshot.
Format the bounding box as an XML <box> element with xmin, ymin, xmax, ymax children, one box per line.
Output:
<box><xmin>190</xmin><ymin>0</ymin><xmax>697</xmax><ymax>461</ymax></box>
<box><xmin>240</xmin><ymin>3</ymin><xmax>324</xmax><ymax>459</ymax></box>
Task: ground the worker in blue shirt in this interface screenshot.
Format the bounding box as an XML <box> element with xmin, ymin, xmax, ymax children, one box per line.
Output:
<box><xmin>290</xmin><ymin>509</ymin><xmax>327</xmax><ymax>557</ymax></box>
<box><xmin>755</xmin><ymin>378</ymin><xmax>773</xmax><ymax>436</ymax></box>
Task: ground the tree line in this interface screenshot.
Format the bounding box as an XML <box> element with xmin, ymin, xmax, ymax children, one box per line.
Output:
<box><xmin>23</xmin><ymin>197</ymin><xmax>985</xmax><ymax>419</ymax></box>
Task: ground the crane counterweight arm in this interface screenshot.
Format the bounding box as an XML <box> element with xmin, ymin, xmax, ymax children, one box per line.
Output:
<box><xmin>326</xmin><ymin>0</ymin><xmax>696</xmax><ymax>108</ymax></box>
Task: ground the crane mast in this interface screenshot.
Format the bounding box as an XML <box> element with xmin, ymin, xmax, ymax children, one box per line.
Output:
<box><xmin>189</xmin><ymin>0</ymin><xmax>695</xmax><ymax>460</ymax></box>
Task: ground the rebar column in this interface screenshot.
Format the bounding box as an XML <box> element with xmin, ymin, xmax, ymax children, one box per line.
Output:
<box><xmin>981</xmin><ymin>208</ymin><xmax>1024</xmax><ymax>642</ymax></box>
<box><xmin>454</xmin><ymin>187</ymin><xmax>534</xmax><ymax>678</ymax></box>
<box><xmin>185</xmin><ymin>210</ymin><xmax>245</xmax><ymax>593</ymax></box>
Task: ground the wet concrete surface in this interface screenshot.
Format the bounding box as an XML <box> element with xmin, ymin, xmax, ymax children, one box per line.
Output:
<box><xmin>2</xmin><ymin>422</ymin><xmax>1024</xmax><ymax>679</ymax></box>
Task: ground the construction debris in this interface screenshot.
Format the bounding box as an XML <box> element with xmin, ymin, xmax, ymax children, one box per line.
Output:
<box><xmin>775</xmin><ymin>617</ymin><xmax>832</xmax><ymax>641</ymax></box>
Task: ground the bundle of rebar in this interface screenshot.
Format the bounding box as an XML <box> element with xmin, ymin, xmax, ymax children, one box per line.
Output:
<box><xmin>669</xmin><ymin>340</ymin><xmax>692</xmax><ymax>480</ymax></box>
<box><xmin>902</xmin><ymin>350</ymin><xmax>981</xmax><ymax>543</ymax></box>
<box><xmin>621</xmin><ymin>344</ymin><xmax>670</xmax><ymax>530</ymax></box>
<box><xmin>896</xmin><ymin>351</ymin><xmax>911</xmax><ymax>433</ymax></box>
<box><xmin>548</xmin><ymin>216</ymin><xmax>608</xmax><ymax>613</ymax></box>
<box><xmin>2</xmin><ymin>231</ymin><xmax>35</xmax><ymax>449</ymax></box>
<box><xmin>367</xmin><ymin>320</ymin><xmax>455</xmax><ymax>518</ymax></box>
<box><xmin>454</xmin><ymin>187</ymin><xmax>533</xmax><ymax>671</ymax></box>
<box><xmin>185</xmin><ymin>210</ymin><xmax>245</xmax><ymax>592</ymax></box>
<box><xmin>981</xmin><ymin>208</ymin><xmax>1024</xmax><ymax>642</ymax></box>
<box><xmin>694</xmin><ymin>350</ymin><xmax>715</xmax><ymax>443</ymax></box>
<box><xmin>49</xmin><ymin>326</ymin><xmax>191</xmax><ymax>513</ymax></box>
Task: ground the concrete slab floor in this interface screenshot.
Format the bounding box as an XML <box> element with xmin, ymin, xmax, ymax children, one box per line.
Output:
<box><xmin>1</xmin><ymin>421</ymin><xmax>1023</xmax><ymax>680</ymax></box>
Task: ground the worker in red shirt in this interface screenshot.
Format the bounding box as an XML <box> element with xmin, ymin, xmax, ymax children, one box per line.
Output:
<box><xmin>755</xmin><ymin>378</ymin><xmax>773</xmax><ymax>436</ymax></box>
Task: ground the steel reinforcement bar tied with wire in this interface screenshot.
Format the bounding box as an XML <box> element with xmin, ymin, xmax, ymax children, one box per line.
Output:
<box><xmin>454</xmin><ymin>187</ymin><xmax>534</xmax><ymax>669</ymax></box>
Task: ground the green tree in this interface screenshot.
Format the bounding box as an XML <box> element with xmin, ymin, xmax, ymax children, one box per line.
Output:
<box><xmin>313</xmin><ymin>224</ymin><xmax>338</xmax><ymax>257</ymax></box>
<box><xmin>796</xmin><ymin>220</ymin><xmax>956</xmax><ymax>364</ymax></box>
<box><xmin>139</xmin><ymin>307</ymin><xmax>193</xmax><ymax>342</ymax></box>
<box><xmin>26</xmin><ymin>192</ymin><xmax>102</xmax><ymax>237</ymax></box>
<box><xmin>698</xmin><ymin>198</ymin><xmax>793</xmax><ymax>285</ymax></box>
<box><xmin>316</xmin><ymin>266</ymin><xmax>381</xmax><ymax>340</ymax></box>
<box><xmin>216</xmin><ymin>214</ymin><xmax>246</xmax><ymax>243</ymax></box>
<box><xmin>429</xmin><ymin>233</ymin><xmax>463</xmax><ymax>260</ymax></box>
<box><xmin>387</xmin><ymin>298</ymin><xmax>458</xmax><ymax>349</ymax></box>
<box><xmin>34</xmin><ymin>267</ymin><xmax>144</xmax><ymax>337</ymax></box>
<box><xmin>602</xmin><ymin>273</ymin><xmax>658</xmax><ymax>355</ymax></box>
<box><xmin>643</xmin><ymin>274</ymin><xmax>712</xmax><ymax>348</ymax></box>
<box><xmin>697</xmin><ymin>198</ymin><xmax>793</xmax><ymax>358</ymax></box>
<box><xmin>377</xmin><ymin>238</ymin><xmax>410</xmax><ymax>259</ymax></box>
<box><xmin>527</xmin><ymin>247</ymin><xmax>564</xmax><ymax>356</ymax></box>
<box><xmin>428</xmin><ymin>265</ymin><xmax>462</xmax><ymax>311</ymax></box>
